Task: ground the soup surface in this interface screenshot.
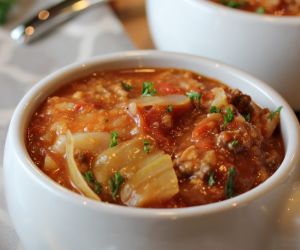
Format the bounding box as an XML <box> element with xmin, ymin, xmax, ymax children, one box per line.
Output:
<box><xmin>26</xmin><ymin>68</ymin><xmax>284</xmax><ymax>208</ymax></box>
<box><xmin>210</xmin><ymin>0</ymin><xmax>300</xmax><ymax>15</ymax></box>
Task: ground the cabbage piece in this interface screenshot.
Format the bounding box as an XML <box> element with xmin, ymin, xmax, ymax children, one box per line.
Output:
<box><xmin>133</xmin><ymin>95</ymin><xmax>190</xmax><ymax>107</ymax></box>
<box><xmin>120</xmin><ymin>154</ymin><xmax>179</xmax><ymax>207</ymax></box>
<box><xmin>65</xmin><ymin>131</ymin><xmax>100</xmax><ymax>201</ymax></box>
<box><xmin>93</xmin><ymin>137</ymin><xmax>162</xmax><ymax>187</ymax></box>
<box><xmin>93</xmin><ymin>136</ymin><xmax>179</xmax><ymax>206</ymax></box>
<box><xmin>51</xmin><ymin>132</ymin><xmax>110</xmax><ymax>154</ymax></box>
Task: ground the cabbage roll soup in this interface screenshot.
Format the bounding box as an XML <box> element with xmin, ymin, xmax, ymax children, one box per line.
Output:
<box><xmin>26</xmin><ymin>68</ymin><xmax>284</xmax><ymax>208</ymax></box>
<box><xmin>211</xmin><ymin>0</ymin><xmax>300</xmax><ymax>15</ymax></box>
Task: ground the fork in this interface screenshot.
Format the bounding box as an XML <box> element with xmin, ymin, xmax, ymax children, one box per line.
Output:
<box><xmin>11</xmin><ymin>0</ymin><xmax>110</xmax><ymax>44</ymax></box>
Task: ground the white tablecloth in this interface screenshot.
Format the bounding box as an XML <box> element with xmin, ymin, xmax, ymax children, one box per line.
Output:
<box><xmin>0</xmin><ymin>1</ymin><xmax>133</xmax><ymax>249</ymax></box>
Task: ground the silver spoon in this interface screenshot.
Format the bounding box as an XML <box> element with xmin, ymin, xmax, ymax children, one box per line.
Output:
<box><xmin>11</xmin><ymin>0</ymin><xmax>110</xmax><ymax>44</ymax></box>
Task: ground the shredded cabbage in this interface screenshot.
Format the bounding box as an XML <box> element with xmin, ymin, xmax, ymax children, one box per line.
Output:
<box><xmin>52</xmin><ymin>132</ymin><xmax>110</xmax><ymax>154</ymax></box>
<box><xmin>93</xmin><ymin>137</ymin><xmax>157</xmax><ymax>187</ymax></box>
<box><xmin>65</xmin><ymin>130</ymin><xmax>100</xmax><ymax>201</ymax></box>
<box><xmin>120</xmin><ymin>154</ymin><xmax>179</xmax><ymax>207</ymax></box>
<box><xmin>93</xmin><ymin>136</ymin><xmax>178</xmax><ymax>206</ymax></box>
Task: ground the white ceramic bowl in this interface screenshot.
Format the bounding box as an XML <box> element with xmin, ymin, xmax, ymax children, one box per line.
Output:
<box><xmin>4</xmin><ymin>51</ymin><xmax>300</xmax><ymax>250</ymax></box>
<box><xmin>146</xmin><ymin>0</ymin><xmax>300</xmax><ymax>110</ymax></box>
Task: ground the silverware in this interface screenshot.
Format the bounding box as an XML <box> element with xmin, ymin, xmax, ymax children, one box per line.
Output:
<box><xmin>11</xmin><ymin>0</ymin><xmax>110</xmax><ymax>44</ymax></box>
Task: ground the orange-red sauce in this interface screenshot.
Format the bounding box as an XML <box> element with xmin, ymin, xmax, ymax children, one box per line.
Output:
<box><xmin>26</xmin><ymin>68</ymin><xmax>284</xmax><ymax>208</ymax></box>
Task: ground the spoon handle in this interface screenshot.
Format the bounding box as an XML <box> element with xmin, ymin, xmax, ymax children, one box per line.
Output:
<box><xmin>11</xmin><ymin>0</ymin><xmax>110</xmax><ymax>44</ymax></box>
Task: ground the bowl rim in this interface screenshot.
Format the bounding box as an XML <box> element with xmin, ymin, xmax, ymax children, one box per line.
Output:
<box><xmin>187</xmin><ymin>0</ymin><xmax>300</xmax><ymax>23</ymax></box>
<box><xmin>9</xmin><ymin>50</ymin><xmax>300</xmax><ymax>219</ymax></box>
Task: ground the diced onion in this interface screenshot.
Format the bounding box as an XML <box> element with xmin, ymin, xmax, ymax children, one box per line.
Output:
<box><xmin>65</xmin><ymin>130</ymin><xmax>100</xmax><ymax>201</ymax></box>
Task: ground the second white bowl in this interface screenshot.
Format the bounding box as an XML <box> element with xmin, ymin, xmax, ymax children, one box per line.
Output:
<box><xmin>147</xmin><ymin>0</ymin><xmax>300</xmax><ymax>110</ymax></box>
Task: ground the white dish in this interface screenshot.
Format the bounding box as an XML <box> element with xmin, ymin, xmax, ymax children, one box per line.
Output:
<box><xmin>146</xmin><ymin>0</ymin><xmax>300</xmax><ymax>110</ymax></box>
<box><xmin>3</xmin><ymin>50</ymin><xmax>300</xmax><ymax>250</ymax></box>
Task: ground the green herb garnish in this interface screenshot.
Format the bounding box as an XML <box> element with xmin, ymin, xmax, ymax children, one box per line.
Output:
<box><xmin>143</xmin><ymin>140</ymin><xmax>151</xmax><ymax>153</ymax></box>
<box><xmin>121</xmin><ymin>81</ymin><xmax>133</xmax><ymax>91</ymax></box>
<box><xmin>110</xmin><ymin>131</ymin><xmax>118</xmax><ymax>148</ymax></box>
<box><xmin>227</xmin><ymin>0</ymin><xmax>241</xmax><ymax>8</ymax></box>
<box><xmin>210</xmin><ymin>106</ymin><xmax>221</xmax><ymax>113</ymax></box>
<box><xmin>208</xmin><ymin>172</ymin><xmax>216</xmax><ymax>187</ymax></box>
<box><xmin>94</xmin><ymin>182</ymin><xmax>102</xmax><ymax>194</ymax></box>
<box><xmin>166</xmin><ymin>105</ymin><xmax>173</xmax><ymax>113</ymax></box>
<box><xmin>268</xmin><ymin>106</ymin><xmax>283</xmax><ymax>120</ymax></box>
<box><xmin>186</xmin><ymin>91</ymin><xmax>202</xmax><ymax>105</ymax></box>
<box><xmin>225</xmin><ymin>167</ymin><xmax>236</xmax><ymax>198</ymax></box>
<box><xmin>256</xmin><ymin>7</ymin><xmax>265</xmax><ymax>14</ymax></box>
<box><xmin>223</xmin><ymin>107</ymin><xmax>234</xmax><ymax>128</ymax></box>
<box><xmin>221</xmin><ymin>0</ymin><xmax>242</xmax><ymax>8</ymax></box>
<box><xmin>83</xmin><ymin>170</ymin><xmax>94</xmax><ymax>183</ymax></box>
<box><xmin>109</xmin><ymin>172</ymin><xmax>125</xmax><ymax>200</ymax></box>
<box><xmin>228</xmin><ymin>140</ymin><xmax>239</xmax><ymax>149</ymax></box>
<box><xmin>243</xmin><ymin>113</ymin><xmax>251</xmax><ymax>122</ymax></box>
<box><xmin>0</xmin><ymin>0</ymin><xmax>15</xmax><ymax>25</ymax></box>
<box><xmin>142</xmin><ymin>81</ymin><xmax>157</xmax><ymax>96</ymax></box>
<box><xmin>83</xmin><ymin>170</ymin><xmax>102</xmax><ymax>194</ymax></box>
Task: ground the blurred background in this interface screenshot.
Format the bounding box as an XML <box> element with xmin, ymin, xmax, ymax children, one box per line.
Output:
<box><xmin>111</xmin><ymin>0</ymin><xmax>154</xmax><ymax>49</ymax></box>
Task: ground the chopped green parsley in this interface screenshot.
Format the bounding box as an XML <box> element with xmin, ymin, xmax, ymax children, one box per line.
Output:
<box><xmin>109</xmin><ymin>172</ymin><xmax>125</xmax><ymax>200</ymax></box>
<box><xmin>110</xmin><ymin>131</ymin><xmax>118</xmax><ymax>148</ymax></box>
<box><xmin>83</xmin><ymin>170</ymin><xmax>94</xmax><ymax>183</ymax></box>
<box><xmin>268</xmin><ymin>106</ymin><xmax>283</xmax><ymax>120</ymax></box>
<box><xmin>166</xmin><ymin>105</ymin><xmax>173</xmax><ymax>113</ymax></box>
<box><xmin>208</xmin><ymin>172</ymin><xmax>216</xmax><ymax>187</ymax></box>
<box><xmin>225</xmin><ymin>167</ymin><xmax>236</xmax><ymax>198</ymax></box>
<box><xmin>210</xmin><ymin>106</ymin><xmax>221</xmax><ymax>113</ymax></box>
<box><xmin>228</xmin><ymin>140</ymin><xmax>239</xmax><ymax>149</ymax></box>
<box><xmin>142</xmin><ymin>81</ymin><xmax>157</xmax><ymax>96</ymax></box>
<box><xmin>221</xmin><ymin>0</ymin><xmax>242</xmax><ymax>8</ymax></box>
<box><xmin>223</xmin><ymin>107</ymin><xmax>234</xmax><ymax>128</ymax></box>
<box><xmin>256</xmin><ymin>7</ymin><xmax>265</xmax><ymax>14</ymax></box>
<box><xmin>93</xmin><ymin>182</ymin><xmax>102</xmax><ymax>194</ymax></box>
<box><xmin>83</xmin><ymin>170</ymin><xmax>102</xmax><ymax>194</ymax></box>
<box><xmin>143</xmin><ymin>140</ymin><xmax>151</xmax><ymax>153</ymax></box>
<box><xmin>186</xmin><ymin>91</ymin><xmax>202</xmax><ymax>105</ymax></box>
<box><xmin>243</xmin><ymin>113</ymin><xmax>251</xmax><ymax>122</ymax></box>
<box><xmin>121</xmin><ymin>81</ymin><xmax>133</xmax><ymax>91</ymax></box>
